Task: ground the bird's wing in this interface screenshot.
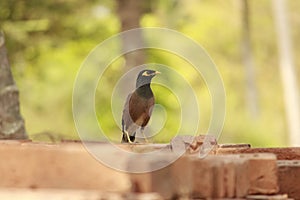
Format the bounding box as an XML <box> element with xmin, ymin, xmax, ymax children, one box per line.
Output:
<box><xmin>122</xmin><ymin>91</ymin><xmax>155</xmax><ymax>135</ymax></box>
<box><xmin>122</xmin><ymin>93</ymin><xmax>132</xmax><ymax>131</ymax></box>
<box><xmin>141</xmin><ymin>96</ymin><xmax>155</xmax><ymax>127</ymax></box>
<box><xmin>129</xmin><ymin>92</ymin><xmax>155</xmax><ymax>128</ymax></box>
<box><xmin>122</xmin><ymin>92</ymin><xmax>143</xmax><ymax>135</ymax></box>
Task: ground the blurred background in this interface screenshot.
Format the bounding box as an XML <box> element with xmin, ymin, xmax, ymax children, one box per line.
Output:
<box><xmin>0</xmin><ymin>0</ymin><xmax>299</xmax><ymax>146</ymax></box>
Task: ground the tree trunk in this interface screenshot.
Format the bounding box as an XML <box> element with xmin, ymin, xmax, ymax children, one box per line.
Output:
<box><xmin>0</xmin><ymin>32</ymin><xmax>26</xmax><ymax>139</ymax></box>
<box><xmin>116</xmin><ymin>0</ymin><xmax>146</xmax><ymax>70</ymax></box>
<box><xmin>241</xmin><ymin>0</ymin><xmax>259</xmax><ymax>118</ymax></box>
<box><xmin>273</xmin><ymin>0</ymin><xmax>300</xmax><ymax>146</ymax></box>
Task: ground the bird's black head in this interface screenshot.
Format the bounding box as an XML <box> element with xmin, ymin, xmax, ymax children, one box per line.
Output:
<box><xmin>136</xmin><ymin>69</ymin><xmax>160</xmax><ymax>88</ymax></box>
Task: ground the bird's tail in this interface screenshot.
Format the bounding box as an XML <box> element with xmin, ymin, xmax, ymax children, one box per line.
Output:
<box><xmin>121</xmin><ymin>132</ymin><xmax>135</xmax><ymax>143</ymax></box>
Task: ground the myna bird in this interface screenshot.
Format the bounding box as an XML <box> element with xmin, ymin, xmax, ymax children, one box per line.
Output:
<box><xmin>121</xmin><ymin>69</ymin><xmax>160</xmax><ymax>143</ymax></box>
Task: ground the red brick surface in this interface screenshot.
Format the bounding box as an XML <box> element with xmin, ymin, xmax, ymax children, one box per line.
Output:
<box><xmin>0</xmin><ymin>141</ymin><xmax>130</xmax><ymax>192</ymax></box>
<box><xmin>217</xmin><ymin>146</ymin><xmax>300</xmax><ymax>160</ymax></box>
<box><xmin>278</xmin><ymin>160</ymin><xmax>300</xmax><ymax>200</ymax></box>
<box><xmin>0</xmin><ymin>140</ymin><xmax>297</xmax><ymax>199</ymax></box>
<box><xmin>246</xmin><ymin>194</ymin><xmax>289</xmax><ymax>200</ymax></box>
<box><xmin>0</xmin><ymin>189</ymin><xmax>164</xmax><ymax>200</ymax></box>
<box><xmin>236</xmin><ymin>154</ymin><xmax>279</xmax><ymax>196</ymax></box>
<box><xmin>192</xmin><ymin>156</ymin><xmax>234</xmax><ymax>198</ymax></box>
<box><xmin>129</xmin><ymin>155</ymin><xmax>192</xmax><ymax>199</ymax></box>
<box><xmin>192</xmin><ymin>154</ymin><xmax>279</xmax><ymax>198</ymax></box>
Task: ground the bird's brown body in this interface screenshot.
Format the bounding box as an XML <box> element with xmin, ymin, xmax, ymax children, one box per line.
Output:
<box><xmin>121</xmin><ymin>70</ymin><xmax>159</xmax><ymax>143</ymax></box>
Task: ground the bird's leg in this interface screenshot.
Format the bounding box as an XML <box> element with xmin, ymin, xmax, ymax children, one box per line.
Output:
<box><xmin>124</xmin><ymin>130</ymin><xmax>134</xmax><ymax>144</ymax></box>
<box><xmin>140</xmin><ymin>127</ymin><xmax>149</xmax><ymax>143</ymax></box>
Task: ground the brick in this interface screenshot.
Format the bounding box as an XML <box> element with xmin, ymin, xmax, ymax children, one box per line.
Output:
<box><xmin>116</xmin><ymin>143</ymin><xmax>171</xmax><ymax>153</ymax></box>
<box><xmin>191</xmin><ymin>155</ymin><xmax>236</xmax><ymax>198</ymax></box>
<box><xmin>223</xmin><ymin>159</ymin><xmax>236</xmax><ymax>197</ymax></box>
<box><xmin>236</xmin><ymin>154</ymin><xmax>279</xmax><ymax>197</ymax></box>
<box><xmin>278</xmin><ymin>160</ymin><xmax>300</xmax><ymax>200</ymax></box>
<box><xmin>128</xmin><ymin>154</ymin><xmax>192</xmax><ymax>199</ymax></box>
<box><xmin>191</xmin><ymin>156</ymin><xmax>214</xmax><ymax>198</ymax></box>
<box><xmin>215</xmin><ymin>143</ymin><xmax>251</xmax><ymax>156</ymax></box>
<box><xmin>0</xmin><ymin>141</ymin><xmax>130</xmax><ymax>192</ymax></box>
<box><xmin>0</xmin><ymin>189</ymin><xmax>124</xmax><ymax>200</ymax></box>
<box><xmin>124</xmin><ymin>193</ymin><xmax>163</xmax><ymax>200</ymax></box>
<box><xmin>235</xmin><ymin>156</ymin><xmax>250</xmax><ymax>197</ymax></box>
<box><xmin>218</xmin><ymin>143</ymin><xmax>252</xmax><ymax>148</ymax></box>
<box><xmin>192</xmin><ymin>154</ymin><xmax>279</xmax><ymax>199</ymax></box>
<box><xmin>170</xmin><ymin>135</ymin><xmax>217</xmax><ymax>155</ymax></box>
<box><xmin>216</xmin><ymin>146</ymin><xmax>300</xmax><ymax>160</ymax></box>
<box><xmin>246</xmin><ymin>194</ymin><xmax>289</xmax><ymax>200</ymax></box>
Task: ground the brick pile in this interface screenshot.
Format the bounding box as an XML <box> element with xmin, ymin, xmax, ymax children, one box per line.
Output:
<box><xmin>0</xmin><ymin>140</ymin><xmax>299</xmax><ymax>199</ymax></box>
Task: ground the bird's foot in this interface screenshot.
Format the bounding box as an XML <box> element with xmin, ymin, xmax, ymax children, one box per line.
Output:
<box><xmin>141</xmin><ymin>131</ymin><xmax>149</xmax><ymax>144</ymax></box>
<box><xmin>125</xmin><ymin>131</ymin><xmax>134</xmax><ymax>144</ymax></box>
<box><xmin>128</xmin><ymin>139</ymin><xmax>134</xmax><ymax>144</ymax></box>
<box><xmin>144</xmin><ymin>137</ymin><xmax>149</xmax><ymax>144</ymax></box>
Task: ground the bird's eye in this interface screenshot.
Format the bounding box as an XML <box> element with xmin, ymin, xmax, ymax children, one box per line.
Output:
<box><xmin>142</xmin><ymin>71</ymin><xmax>150</xmax><ymax>76</ymax></box>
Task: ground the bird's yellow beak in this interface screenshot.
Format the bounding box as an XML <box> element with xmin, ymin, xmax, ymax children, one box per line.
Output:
<box><xmin>142</xmin><ymin>70</ymin><xmax>161</xmax><ymax>77</ymax></box>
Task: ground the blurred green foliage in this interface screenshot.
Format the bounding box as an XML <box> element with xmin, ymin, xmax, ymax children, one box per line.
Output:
<box><xmin>1</xmin><ymin>0</ymin><xmax>299</xmax><ymax>146</ymax></box>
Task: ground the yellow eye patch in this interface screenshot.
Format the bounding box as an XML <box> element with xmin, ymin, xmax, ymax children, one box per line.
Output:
<box><xmin>142</xmin><ymin>71</ymin><xmax>160</xmax><ymax>76</ymax></box>
<box><xmin>142</xmin><ymin>71</ymin><xmax>150</xmax><ymax>76</ymax></box>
